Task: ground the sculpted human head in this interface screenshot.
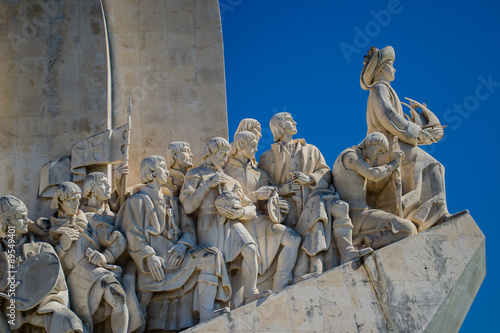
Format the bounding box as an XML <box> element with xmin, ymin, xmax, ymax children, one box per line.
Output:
<box><xmin>360</xmin><ymin>46</ymin><xmax>396</xmax><ymax>90</ymax></box>
<box><xmin>358</xmin><ymin>132</ymin><xmax>389</xmax><ymax>162</ymax></box>
<box><xmin>0</xmin><ymin>195</ymin><xmax>29</xmax><ymax>237</ymax></box>
<box><xmin>235</xmin><ymin>119</ymin><xmax>262</xmax><ymax>143</ymax></box>
<box><xmin>202</xmin><ymin>137</ymin><xmax>231</xmax><ymax>170</ymax></box>
<box><xmin>83</xmin><ymin>172</ymin><xmax>111</xmax><ymax>201</ymax></box>
<box><xmin>231</xmin><ymin>131</ymin><xmax>258</xmax><ymax>161</ymax></box>
<box><xmin>140</xmin><ymin>155</ymin><xmax>169</xmax><ymax>186</ymax></box>
<box><xmin>51</xmin><ymin>182</ymin><xmax>82</xmax><ymax>217</ymax></box>
<box><xmin>270</xmin><ymin>112</ymin><xmax>297</xmax><ymax>142</ymax></box>
<box><xmin>166</xmin><ymin>141</ymin><xmax>194</xmax><ymax>171</ymax></box>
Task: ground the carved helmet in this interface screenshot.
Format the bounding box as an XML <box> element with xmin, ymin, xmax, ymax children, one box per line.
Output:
<box><xmin>360</xmin><ymin>46</ymin><xmax>395</xmax><ymax>90</ymax></box>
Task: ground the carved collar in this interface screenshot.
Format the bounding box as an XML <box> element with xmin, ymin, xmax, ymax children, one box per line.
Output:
<box><xmin>227</xmin><ymin>157</ymin><xmax>255</xmax><ymax>170</ymax></box>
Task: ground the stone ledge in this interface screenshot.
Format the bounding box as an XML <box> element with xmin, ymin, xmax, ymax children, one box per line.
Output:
<box><xmin>184</xmin><ymin>212</ymin><xmax>485</xmax><ymax>332</ymax></box>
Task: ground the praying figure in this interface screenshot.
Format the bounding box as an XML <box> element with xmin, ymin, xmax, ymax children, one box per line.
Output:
<box><xmin>333</xmin><ymin>132</ymin><xmax>417</xmax><ymax>249</ymax></box>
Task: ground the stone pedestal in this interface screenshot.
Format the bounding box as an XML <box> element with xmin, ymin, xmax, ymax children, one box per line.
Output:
<box><xmin>185</xmin><ymin>212</ymin><xmax>485</xmax><ymax>332</ymax></box>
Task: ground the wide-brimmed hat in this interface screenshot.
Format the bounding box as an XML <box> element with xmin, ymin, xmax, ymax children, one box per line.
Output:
<box><xmin>360</xmin><ymin>46</ymin><xmax>395</xmax><ymax>90</ymax></box>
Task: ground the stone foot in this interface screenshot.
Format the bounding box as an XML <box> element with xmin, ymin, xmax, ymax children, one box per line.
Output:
<box><xmin>341</xmin><ymin>247</ymin><xmax>373</xmax><ymax>265</ymax></box>
<box><xmin>244</xmin><ymin>289</ymin><xmax>271</xmax><ymax>304</ymax></box>
<box><xmin>211</xmin><ymin>307</ymin><xmax>230</xmax><ymax>319</ymax></box>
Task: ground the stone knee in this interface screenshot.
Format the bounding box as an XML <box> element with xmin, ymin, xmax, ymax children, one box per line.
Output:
<box><xmin>197</xmin><ymin>251</ymin><xmax>217</xmax><ymax>275</ymax></box>
<box><xmin>282</xmin><ymin>228</ymin><xmax>301</xmax><ymax>248</ymax></box>
<box><xmin>332</xmin><ymin>200</ymin><xmax>350</xmax><ymax>219</ymax></box>
<box><xmin>241</xmin><ymin>243</ymin><xmax>258</xmax><ymax>260</ymax></box>
<box><xmin>103</xmin><ymin>278</ymin><xmax>127</xmax><ymax>311</ymax></box>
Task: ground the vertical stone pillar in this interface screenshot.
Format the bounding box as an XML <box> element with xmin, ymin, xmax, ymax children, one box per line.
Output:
<box><xmin>0</xmin><ymin>0</ymin><xmax>108</xmax><ymax>217</ymax></box>
<box><xmin>0</xmin><ymin>0</ymin><xmax>228</xmax><ymax>217</ymax></box>
<box><xmin>102</xmin><ymin>0</ymin><xmax>228</xmax><ymax>186</ymax></box>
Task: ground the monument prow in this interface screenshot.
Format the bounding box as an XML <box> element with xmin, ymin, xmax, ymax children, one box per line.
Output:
<box><xmin>185</xmin><ymin>212</ymin><xmax>485</xmax><ymax>332</ymax></box>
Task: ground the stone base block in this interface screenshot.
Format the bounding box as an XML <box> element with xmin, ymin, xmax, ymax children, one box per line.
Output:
<box><xmin>185</xmin><ymin>212</ymin><xmax>485</xmax><ymax>332</ymax></box>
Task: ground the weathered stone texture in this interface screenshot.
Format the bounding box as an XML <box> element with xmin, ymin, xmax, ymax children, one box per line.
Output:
<box><xmin>103</xmin><ymin>0</ymin><xmax>228</xmax><ymax>187</ymax></box>
<box><xmin>0</xmin><ymin>0</ymin><xmax>108</xmax><ymax>218</ymax></box>
<box><xmin>0</xmin><ymin>0</ymin><xmax>228</xmax><ymax>218</ymax></box>
<box><xmin>185</xmin><ymin>212</ymin><xmax>485</xmax><ymax>333</ymax></box>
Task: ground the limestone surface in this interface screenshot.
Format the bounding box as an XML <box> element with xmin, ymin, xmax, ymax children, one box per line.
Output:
<box><xmin>185</xmin><ymin>212</ymin><xmax>485</xmax><ymax>332</ymax></box>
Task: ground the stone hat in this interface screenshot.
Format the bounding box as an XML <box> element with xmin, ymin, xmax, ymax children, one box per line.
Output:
<box><xmin>0</xmin><ymin>195</ymin><xmax>27</xmax><ymax>237</ymax></box>
<box><xmin>360</xmin><ymin>46</ymin><xmax>395</xmax><ymax>90</ymax></box>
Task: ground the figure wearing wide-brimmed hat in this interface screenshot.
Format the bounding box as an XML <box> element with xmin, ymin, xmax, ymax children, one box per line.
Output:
<box><xmin>360</xmin><ymin>46</ymin><xmax>458</xmax><ymax>231</ymax></box>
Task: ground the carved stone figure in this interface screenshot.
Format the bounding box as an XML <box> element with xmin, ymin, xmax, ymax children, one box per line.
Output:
<box><xmin>0</xmin><ymin>195</ymin><xmax>84</xmax><ymax>333</ymax></box>
<box><xmin>82</xmin><ymin>171</ymin><xmax>144</xmax><ymax>332</ymax></box>
<box><xmin>361</xmin><ymin>46</ymin><xmax>456</xmax><ymax>231</ymax></box>
<box><xmin>234</xmin><ymin>118</ymin><xmax>263</xmax><ymax>144</ymax></box>
<box><xmin>115</xmin><ymin>156</ymin><xmax>231</xmax><ymax>331</ymax></box>
<box><xmin>259</xmin><ymin>113</ymin><xmax>372</xmax><ymax>277</ymax></box>
<box><xmin>48</xmin><ymin>182</ymin><xmax>129</xmax><ymax>333</ymax></box>
<box><xmin>224</xmin><ymin>131</ymin><xmax>301</xmax><ymax>292</ymax></box>
<box><xmin>166</xmin><ymin>141</ymin><xmax>194</xmax><ymax>196</ymax></box>
<box><xmin>332</xmin><ymin>133</ymin><xmax>417</xmax><ymax>249</ymax></box>
<box><xmin>180</xmin><ymin>137</ymin><xmax>271</xmax><ymax>306</ymax></box>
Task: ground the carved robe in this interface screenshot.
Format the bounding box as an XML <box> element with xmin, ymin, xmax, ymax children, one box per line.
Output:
<box><xmin>0</xmin><ymin>235</ymin><xmax>84</xmax><ymax>333</ymax></box>
<box><xmin>180</xmin><ymin>165</ymin><xmax>257</xmax><ymax>264</ymax></box>
<box><xmin>49</xmin><ymin>211</ymin><xmax>124</xmax><ymax>332</ymax></box>
<box><xmin>259</xmin><ymin>140</ymin><xmax>335</xmax><ymax>257</ymax></box>
<box><xmin>223</xmin><ymin>158</ymin><xmax>294</xmax><ymax>275</ymax></box>
<box><xmin>366</xmin><ymin>82</ymin><xmax>449</xmax><ymax>230</ymax></box>
<box><xmin>115</xmin><ymin>186</ymin><xmax>231</xmax><ymax>330</ymax></box>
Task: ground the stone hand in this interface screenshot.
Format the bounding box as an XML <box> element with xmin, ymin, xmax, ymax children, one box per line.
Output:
<box><xmin>219</xmin><ymin>206</ymin><xmax>244</xmax><ymax>219</ymax></box>
<box><xmin>147</xmin><ymin>255</ymin><xmax>165</xmax><ymax>282</ymax></box>
<box><xmin>278</xmin><ymin>199</ymin><xmax>289</xmax><ymax>215</ymax></box>
<box><xmin>290</xmin><ymin>171</ymin><xmax>312</xmax><ymax>185</ymax></box>
<box><xmin>279</xmin><ymin>182</ymin><xmax>300</xmax><ymax>196</ymax></box>
<box><xmin>88</xmin><ymin>250</ymin><xmax>107</xmax><ymax>266</ymax></box>
<box><xmin>254</xmin><ymin>186</ymin><xmax>275</xmax><ymax>201</ymax></box>
<box><xmin>206</xmin><ymin>173</ymin><xmax>231</xmax><ymax>188</ymax></box>
<box><xmin>58</xmin><ymin>227</ymin><xmax>80</xmax><ymax>250</ymax></box>
<box><xmin>391</xmin><ymin>149</ymin><xmax>404</xmax><ymax>165</ymax></box>
<box><xmin>114</xmin><ymin>160</ymin><xmax>130</xmax><ymax>182</ymax></box>
<box><xmin>427</xmin><ymin>127</ymin><xmax>444</xmax><ymax>142</ymax></box>
<box><xmin>167</xmin><ymin>243</ymin><xmax>187</xmax><ymax>267</ymax></box>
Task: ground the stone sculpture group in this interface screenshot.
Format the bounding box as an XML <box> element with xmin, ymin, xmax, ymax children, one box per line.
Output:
<box><xmin>0</xmin><ymin>46</ymin><xmax>461</xmax><ymax>332</ymax></box>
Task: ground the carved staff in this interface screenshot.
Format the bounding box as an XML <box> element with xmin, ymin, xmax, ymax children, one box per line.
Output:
<box><xmin>392</xmin><ymin>136</ymin><xmax>403</xmax><ymax>218</ymax></box>
<box><xmin>118</xmin><ymin>98</ymin><xmax>132</xmax><ymax>207</ymax></box>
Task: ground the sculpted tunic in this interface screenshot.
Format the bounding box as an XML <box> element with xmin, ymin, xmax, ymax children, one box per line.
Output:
<box><xmin>115</xmin><ymin>186</ymin><xmax>230</xmax><ymax>297</ymax></box>
<box><xmin>258</xmin><ymin>139</ymin><xmax>332</xmax><ymax>228</ymax></box>
<box><xmin>0</xmin><ymin>235</ymin><xmax>84</xmax><ymax>333</ymax></box>
<box><xmin>259</xmin><ymin>139</ymin><xmax>337</xmax><ymax>257</ymax></box>
<box><xmin>49</xmin><ymin>211</ymin><xmax>123</xmax><ymax>331</ymax></box>
<box><xmin>223</xmin><ymin>158</ymin><xmax>292</xmax><ymax>274</ymax></box>
<box><xmin>366</xmin><ymin>82</ymin><xmax>448</xmax><ymax>229</ymax></box>
<box><xmin>180</xmin><ymin>164</ymin><xmax>257</xmax><ymax>264</ymax></box>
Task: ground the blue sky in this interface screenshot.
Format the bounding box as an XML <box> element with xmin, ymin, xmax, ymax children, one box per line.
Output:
<box><xmin>220</xmin><ymin>1</ymin><xmax>499</xmax><ymax>331</ymax></box>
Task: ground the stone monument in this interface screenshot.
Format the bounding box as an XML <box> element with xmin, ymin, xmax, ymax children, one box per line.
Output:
<box><xmin>0</xmin><ymin>1</ymin><xmax>485</xmax><ymax>332</ymax></box>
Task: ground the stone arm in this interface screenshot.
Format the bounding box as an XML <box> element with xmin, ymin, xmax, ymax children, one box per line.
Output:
<box><xmin>343</xmin><ymin>150</ymin><xmax>398</xmax><ymax>182</ymax></box>
<box><xmin>171</xmin><ymin>197</ymin><xmax>196</xmax><ymax>248</ymax></box>
<box><xmin>308</xmin><ymin>145</ymin><xmax>333</xmax><ymax>190</ymax></box>
<box><xmin>245</xmin><ymin>170</ymin><xmax>273</xmax><ymax>205</ymax></box>
<box><xmin>91</xmin><ymin>217</ymin><xmax>127</xmax><ymax>264</ymax></box>
<box><xmin>117</xmin><ymin>195</ymin><xmax>157</xmax><ymax>273</ymax></box>
<box><xmin>179</xmin><ymin>170</ymin><xmax>208</xmax><ymax>214</ymax></box>
<box><xmin>371</xmin><ymin>83</ymin><xmax>421</xmax><ymax>146</ymax></box>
